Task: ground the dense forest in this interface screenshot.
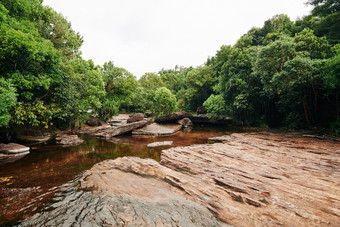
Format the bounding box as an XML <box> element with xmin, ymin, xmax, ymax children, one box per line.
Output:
<box><xmin>0</xmin><ymin>0</ymin><xmax>339</xmax><ymax>138</ymax></box>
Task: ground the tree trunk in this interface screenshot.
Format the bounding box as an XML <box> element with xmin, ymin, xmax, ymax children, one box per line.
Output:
<box><xmin>303</xmin><ymin>101</ymin><xmax>311</xmax><ymax>127</ymax></box>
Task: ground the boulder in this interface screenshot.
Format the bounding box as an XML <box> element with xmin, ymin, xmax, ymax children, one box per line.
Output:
<box><xmin>132</xmin><ymin>123</ymin><xmax>182</xmax><ymax>136</ymax></box>
<box><xmin>147</xmin><ymin>141</ymin><xmax>173</xmax><ymax>148</ymax></box>
<box><xmin>95</xmin><ymin>118</ymin><xmax>153</xmax><ymax>138</ymax></box>
<box><xmin>56</xmin><ymin>134</ymin><xmax>84</xmax><ymax>146</ymax></box>
<box><xmin>86</xmin><ymin>117</ymin><xmax>102</xmax><ymax>126</ymax></box>
<box><xmin>177</xmin><ymin>117</ymin><xmax>193</xmax><ymax>128</ymax></box>
<box><xmin>127</xmin><ymin>113</ymin><xmax>144</xmax><ymax>123</ymax></box>
<box><xmin>155</xmin><ymin>111</ymin><xmax>192</xmax><ymax>123</ymax></box>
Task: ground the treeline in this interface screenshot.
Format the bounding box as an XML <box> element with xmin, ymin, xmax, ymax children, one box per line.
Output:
<box><xmin>0</xmin><ymin>0</ymin><xmax>339</xmax><ymax>135</ymax></box>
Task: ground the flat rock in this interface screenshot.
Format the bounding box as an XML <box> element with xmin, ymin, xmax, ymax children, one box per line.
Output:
<box><xmin>0</xmin><ymin>143</ymin><xmax>30</xmax><ymax>154</ymax></box>
<box><xmin>155</xmin><ymin>111</ymin><xmax>192</xmax><ymax>123</ymax></box>
<box><xmin>95</xmin><ymin>118</ymin><xmax>153</xmax><ymax>138</ymax></box>
<box><xmin>147</xmin><ymin>141</ymin><xmax>173</xmax><ymax>148</ymax></box>
<box><xmin>56</xmin><ymin>134</ymin><xmax>84</xmax><ymax>146</ymax></box>
<box><xmin>79</xmin><ymin>133</ymin><xmax>340</xmax><ymax>226</ymax></box>
<box><xmin>132</xmin><ymin>123</ymin><xmax>182</xmax><ymax>136</ymax></box>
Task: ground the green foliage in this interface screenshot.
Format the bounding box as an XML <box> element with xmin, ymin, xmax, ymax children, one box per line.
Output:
<box><xmin>0</xmin><ymin>78</ymin><xmax>17</xmax><ymax>127</ymax></box>
<box><xmin>153</xmin><ymin>87</ymin><xmax>177</xmax><ymax>115</ymax></box>
<box><xmin>203</xmin><ymin>94</ymin><xmax>228</xmax><ymax>118</ymax></box>
<box><xmin>99</xmin><ymin>99</ymin><xmax>119</xmax><ymax>120</ymax></box>
<box><xmin>102</xmin><ymin>61</ymin><xmax>137</xmax><ymax>112</ymax></box>
<box><xmin>53</xmin><ymin>58</ymin><xmax>105</xmax><ymax>126</ymax></box>
<box><xmin>324</xmin><ymin>45</ymin><xmax>340</xmax><ymax>91</ymax></box>
<box><xmin>308</xmin><ymin>0</ymin><xmax>340</xmax><ymax>17</ymax></box>
<box><xmin>184</xmin><ymin>65</ymin><xmax>217</xmax><ymax>111</ymax></box>
<box><xmin>12</xmin><ymin>100</ymin><xmax>55</xmax><ymax>128</ymax></box>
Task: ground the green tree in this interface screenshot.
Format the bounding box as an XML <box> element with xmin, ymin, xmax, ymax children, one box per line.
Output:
<box><xmin>102</xmin><ymin>61</ymin><xmax>137</xmax><ymax>113</ymax></box>
<box><xmin>0</xmin><ymin>79</ymin><xmax>17</xmax><ymax>127</ymax></box>
<box><xmin>153</xmin><ymin>87</ymin><xmax>177</xmax><ymax>115</ymax></box>
<box><xmin>184</xmin><ymin>65</ymin><xmax>217</xmax><ymax>111</ymax></box>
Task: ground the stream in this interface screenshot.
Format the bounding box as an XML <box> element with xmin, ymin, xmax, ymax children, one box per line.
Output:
<box><xmin>0</xmin><ymin>125</ymin><xmax>231</xmax><ymax>225</ymax></box>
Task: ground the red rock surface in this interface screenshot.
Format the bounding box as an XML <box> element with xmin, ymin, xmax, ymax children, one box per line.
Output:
<box><xmin>83</xmin><ymin>132</ymin><xmax>340</xmax><ymax>226</ymax></box>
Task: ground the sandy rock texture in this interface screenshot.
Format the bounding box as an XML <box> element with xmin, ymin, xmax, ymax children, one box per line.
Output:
<box><xmin>83</xmin><ymin>133</ymin><xmax>340</xmax><ymax>226</ymax></box>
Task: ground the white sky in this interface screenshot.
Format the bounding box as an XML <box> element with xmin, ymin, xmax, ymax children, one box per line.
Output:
<box><xmin>43</xmin><ymin>0</ymin><xmax>312</xmax><ymax>78</ymax></box>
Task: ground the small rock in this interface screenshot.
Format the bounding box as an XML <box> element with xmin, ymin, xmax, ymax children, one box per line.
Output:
<box><xmin>127</xmin><ymin>113</ymin><xmax>144</xmax><ymax>123</ymax></box>
<box><xmin>56</xmin><ymin>134</ymin><xmax>84</xmax><ymax>146</ymax></box>
<box><xmin>147</xmin><ymin>141</ymin><xmax>173</xmax><ymax>148</ymax></box>
<box><xmin>177</xmin><ymin>118</ymin><xmax>193</xmax><ymax>128</ymax></box>
<box><xmin>0</xmin><ymin>143</ymin><xmax>30</xmax><ymax>154</ymax></box>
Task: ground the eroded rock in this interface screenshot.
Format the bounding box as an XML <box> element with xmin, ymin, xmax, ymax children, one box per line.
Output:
<box><xmin>83</xmin><ymin>133</ymin><xmax>340</xmax><ymax>226</ymax></box>
<box><xmin>20</xmin><ymin>165</ymin><xmax>227</xmax><ymax>227</ymax></box>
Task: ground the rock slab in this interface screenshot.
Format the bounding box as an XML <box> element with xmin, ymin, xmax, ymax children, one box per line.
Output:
<box><xmin>84</xmin><ymin>133</ymin><xmax>339</xmax><ymax>226</ymax></box>
<box><xmin>147</xmin><ymin>141</ymin><xmax>173</xmax><ymax>148</ymax></box>
<box><xmin>95</xmin><ymin>118</ymin><xmax>153</xmax><ymax>138</ymax></box>
<box><xmin>132</xmin><ymin>123</ymin><xmax>182</xmax><ymax>136</ymax></box>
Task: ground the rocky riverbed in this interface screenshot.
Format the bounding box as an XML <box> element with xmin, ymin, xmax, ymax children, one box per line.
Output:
<box><xmin>18</xmin><ymin>132</ymin><xmax>340</xmax><ymax>226</ymax></box>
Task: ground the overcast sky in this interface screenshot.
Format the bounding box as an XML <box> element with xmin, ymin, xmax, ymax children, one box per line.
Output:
<box><xmin>43</xmin><ymin>0</ymin><xmax>312</xmax><ymax>78</ymax></box>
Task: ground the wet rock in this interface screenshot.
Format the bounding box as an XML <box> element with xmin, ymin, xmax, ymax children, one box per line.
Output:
<box><xmin>95</xmin><ymin>118</ymin><xmax>153</xmax><ymax>138</ymax></box>
<box><xmin>19</xmin><ymin>169</ymin><xmax>227</xmax><ymax>227</ymax></box>
<box><xmin>0</xmin><ymin>143</ymin><xmax>30</xmax><ymax>154</ymax></box>
<box><xmin>75</xmin><ymin>133</ymin><xmax>339</xmax><ymax>226</ymax></box>
<box><xmin>56</xmin><ymin>134</ymin><xmax>84</xmax><ymax>146</ymax></box>
<box><xmin>85</xmin><ymin>117</ymin><xmax>102</xmax><ymax>126</ymax></box>
<box><xmin>147</xmin><ymin>141</ymin><xmax>173</xmax><ymax>148</ymax></box>
<box><xmin>155</xmin><ymin>111</ymin><xmax>192</xmax><ymax>123</ymax></box>
<box><xmin>132</xmin><ymin>123</ymin><xmax>182</xmax><ymax>136</ymax></box>
<box><xmin>0</xmin><ymin>143</ymin><xmax>30</xmax><ymax>166</ymax></box>
<box><xmin>127</xmin><ymin>113</ymin><xmax>144</xmax><ymax>123</ymax></box>
<box><xmin>177</xmin><ymin>117</ymin><xmax>193</xmax><ymax>128</ymax></box>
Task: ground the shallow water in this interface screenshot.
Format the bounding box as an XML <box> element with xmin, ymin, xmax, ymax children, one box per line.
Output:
<box><xmin>0</xmin><ymin>125</ymin><xmax>231</xmax><ymax>225</ymax></box>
